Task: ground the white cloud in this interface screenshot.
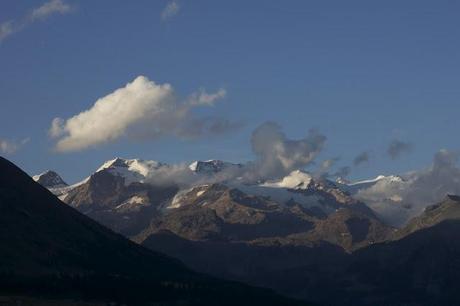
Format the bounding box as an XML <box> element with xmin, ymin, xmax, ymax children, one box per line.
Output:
<box><xmin>161</xmin><ymin>0</ymin><xmax>180</xmax><ymax>21</ymax></box>
<box><xmin>0</xmin><ymin>0</ymin><xmax>73</xmax><ymax>43</ymax></box>
<box><xmin>356</xmin><ymin>149</ymin><xmax>460</xmax><ymax>226</ymax></box>
<box><xmin>188</xmin><ymin>88</ymin><xmax>226</xmax><ymax>106</ymax></box>
<box><xmin>248</xmin><ymin>122</ymin><xmax>326</xmax><ymax>180</ymax></box>
<box><xmin>0</xmin><ymin>138</ymin><xmax>29</xmax><ymax>155</ymax></box>
<box><xmin>30</xmin><ymin>0</ymin><xmax>72</xmax><ymax>21</ymax></box>
<box><xmin>50</xmin><ymin>76</ymin><xmax>233</xmax><ymax>152</ymax></box>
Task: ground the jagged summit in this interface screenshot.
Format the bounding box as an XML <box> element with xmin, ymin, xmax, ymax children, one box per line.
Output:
<box><xmin>95</xmin><ymin>157</ymin><xmax>165</xmax><ymax>185</ymax></box>
<box><xmin>189</xmin><ymin>159</ymin><xmax>242</xmax><ymax>174</ymax></box>
<box><xmin>97</xmin><ymin>157</ymin><xmax>164</xmax><ymax>174</ymax></box>
<box><xmin>97</xmin><ymin>157</ymin><xmax>131</xmax><ymax>170</ymax></box>
<box><xmin>32</xmin><ymin>170</ymin><xmax>67</xmax><ymax>188</ymax></box>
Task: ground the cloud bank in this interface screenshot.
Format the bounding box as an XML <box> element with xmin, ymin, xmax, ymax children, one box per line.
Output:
<box><xmin>0</xmin><ymin>0</ymin><xmax>72</xmax><ymax>43</ymax></box>
<box><xmin>50</xmin><ymin>76</ymin><xmax>231</xmax><ymax>152</ymax></box>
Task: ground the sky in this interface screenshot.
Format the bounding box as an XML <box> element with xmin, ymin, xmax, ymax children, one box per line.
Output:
<box><xmin>1</xmin><ymin>0</ymin><xmax>460</xmax><ymax>184</ymax></box>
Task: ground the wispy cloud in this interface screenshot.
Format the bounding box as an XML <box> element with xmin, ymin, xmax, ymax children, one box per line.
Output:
<box><xmin>387</xmin><ymin>139</ymin><xmax>413</xmax><ymax>160</ymax></box>
<box><xmin>188</xmin><ymin>88</ymin><xmax>227</xmax><ymax>106</ymax></box>
<box><xmin>314</xmin><ymin>157</ymin><xmax>340</xmax><ymax>178</ymax></box>
<box><xmin>0</xmin><ymin>138</ymin><xmax>29</xmax><ymax>155</ymax></box>
<box><xmin>0</xmin><ymin>22</ymin><xmax>14</xmax><ymax>42</ymax></box>
<box><xmin>0</xmin><ymin>0</ymin><xmax>73</xmax><ymax>43</ymax></box>
<box><xmin>161</xmin><ymin>0</ymin><xmax>180</xmax><ymax>21</ymax></box>
<box><xmin>353</xmin><ymin>151</ymin><xmax>370</xmax><ymax>166</ymax></box>
<box><xmin>334</xmin><ymin>166</ymin><xmax>351</xmax><ymax>179</ymax></box>
<box><xmin>49</xmin><ymin>76</ymin><xmax>233</xmax><ymax>152</ymax></box>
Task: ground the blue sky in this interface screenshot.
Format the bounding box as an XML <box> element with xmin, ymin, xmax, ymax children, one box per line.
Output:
<box><xmin>1</xmin><ymin>0</ymin><xmax>460</xmax><ymax>183</ymax></box>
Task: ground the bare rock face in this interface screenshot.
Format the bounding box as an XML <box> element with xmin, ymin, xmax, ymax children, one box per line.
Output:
<box><xmin>63</xmin><ymin>168</ymin><xmax>178</xmax><ymax>236</ymax></box>
<box><xmin>137</xmin><ymin>184</ymin><xmax>315</xmax><ymax>242</ymax></box>
<box><xmin>33</xmin><ymin>158</ymin><xmax>391</xmax><ymax>255</ymax></box>
<box><xmin>137</xmin><ymin>182</ymin><xmax>391</xmax><ymax>252</ymax></box>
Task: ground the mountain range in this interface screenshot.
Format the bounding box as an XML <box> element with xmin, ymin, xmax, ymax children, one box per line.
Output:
<box><xmin>28</xmin><ymin>157</ymin><xmax>460</xmax><ymax>305</ymax></box>
<box><xmin>0</xmin><ymin>156</ymin><xmax>307</xmax><ymax>305</ymax></box>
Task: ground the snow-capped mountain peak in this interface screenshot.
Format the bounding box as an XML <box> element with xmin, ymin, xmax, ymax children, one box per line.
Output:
<box><xmin>32</xmin><ymin>170</ymin><xmax>68</xmax><ymax>188</ymax></box>
<box><xmin>96</xmin><ymin>157</ymin><xmax>165</xmax><ymax>185</ymax></box>
<box><xmin>335</xmin><ymin>174</ymin><xmax>405</xmax><ymax>199</ymax></box>
<box><xmin>348</xmin><ymin>175</ymin><xmax>401</xmax><ymax>186</ymax></box>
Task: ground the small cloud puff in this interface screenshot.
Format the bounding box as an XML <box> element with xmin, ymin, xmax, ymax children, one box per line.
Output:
<box><xmin>0</xmin><ymin>138</ymin><xmax>29</xmax><ymax>155</ymax></box>
<box><xmin>161</xmin><ymin>0</ymin><xmax>180</xmax><ymax>21</ymax></box>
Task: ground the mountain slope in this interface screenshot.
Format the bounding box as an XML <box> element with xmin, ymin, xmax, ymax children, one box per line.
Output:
<box><xmin>0</xmin><ymin>156</ymin><xmax>307</xmax><ymax>305</ymax></box>
<box><xmin>140</xmin><ymin>180</ymin><xmax>387</xmax><ymax>251</ymax></box>
<box><xmin>63</xmin><ymin>168</ymin><xmax>178</xmax><ymax>236</ymax></box>
<box><xmin>142</xmin><ymin>219</ymin><xmax>460</xmax><ymax>305</ymax></box>
<box><xmin>138</xmin><ymin>183</ymin><xmax>315</xmax><ymax>242</ymax></box>
<box><xmin>394</xmin><ymin>194</ymin><xmax>460</xmax><ymax>239</ymax></box>
<box><xmin>341</xmin><ymin>219</ymin><xmax>460</xmax><ymax>305</ymax></box>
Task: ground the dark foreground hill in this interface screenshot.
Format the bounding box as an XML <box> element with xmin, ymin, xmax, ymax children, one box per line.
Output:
<box><xmin>0</xmin><ymin>156</ymin><xmax>307</xmax><ymax>306</ymax></box>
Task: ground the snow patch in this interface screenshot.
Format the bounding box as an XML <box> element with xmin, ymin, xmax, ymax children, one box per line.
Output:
<box><xmin>116</xmin><ymin>196</ymin><xmax>146</xmax><ymax>210</ymax></box>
